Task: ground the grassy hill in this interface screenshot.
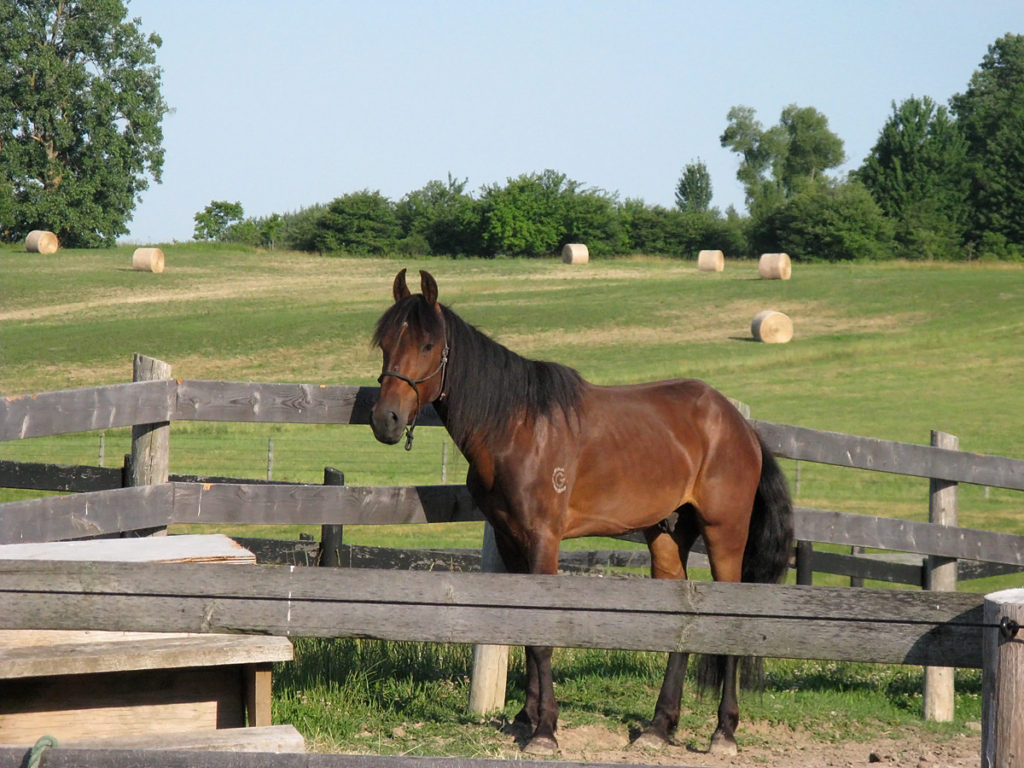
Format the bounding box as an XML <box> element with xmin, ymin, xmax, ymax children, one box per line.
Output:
<box><xmin>3</xmin><ymin>245</ymin><xmax>1021</xmax><ymax>523</ymax></box>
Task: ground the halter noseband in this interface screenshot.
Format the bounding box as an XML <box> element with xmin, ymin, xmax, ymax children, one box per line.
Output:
<box><xmin>377</xmin><ymin>332</ymin><xmax>450</xmax><ymax>451</ymax></box>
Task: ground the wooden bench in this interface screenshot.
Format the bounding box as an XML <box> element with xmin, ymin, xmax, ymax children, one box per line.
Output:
<box><xmin>0</xmin><ymin>535</ymin><xmax>297</xmax><ymax>749</ymax></box>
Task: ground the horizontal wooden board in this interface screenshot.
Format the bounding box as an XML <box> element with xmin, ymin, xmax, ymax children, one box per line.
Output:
<box><xmin>754</xmin><ymin>419</ymin><xmax>1024</xmax><ymax>490</ymax></box>
<box><xmin>4</xmin><ymin>481</ymin><xmax>1021</xmax><ymax>568</ymax></box>
<box><xmin>0</xmin><ymin>459</ymin><xmax>123</xmax><ymax>493</ymax></box>
<box><xmin>0</xmin><ymin>533</ymin><xmax>254</xmax><ymax>564</ymax></box>
<box><xmin>44</xmin><ymin>724</ymin><xmax>306</xmax><ymax>754</ymax></box>
<box><xmin>0</xmin><ymin>633</ymin><xmax>293</xmax><ymax>680</ymax></box>
<box><xmin>169</xmin><ymin>482</ymin><xmax>482</xmax><ymax>526</ymax></box>
<box><xmin>2</xmin><ymin>379</ymin><xmax>1019</xmax><ymax>491</ymax></box>
<box><xmin>794</xmin><ymin>506</ymin><xmax>1024</xmax><ymax>566</ymax></box>
<box><xmin>173</xmin><ymin>381</ymin><xmax>443</xmax><ymax>427</ymax></box>
<box><xmin>0</xmin><ymin>561</ymin><xmax>985</xmax><ymax>668</ymax></box>
<box><xmin>0</xmin><ymin>484</ymin><xmax>173</xmax><ymax>545</ymax></box>
<box><xmin>806</xmin><ymin>549</ymin><xmax>924</xmax><ymax>585</ymax></box>
<box><xmin>0</xmin><ymin>380</ymin><xmax>175</xmax><ymax>441</ymax></box>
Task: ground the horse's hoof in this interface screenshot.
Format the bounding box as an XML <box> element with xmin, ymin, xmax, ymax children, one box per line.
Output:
<box><xmin>632</xmin><ymin>730</ymin><xmax>670</xmax><ymax>751</ymax></box>
<box><xmin>709</xmin><ymin>730</ymin><xmax>738</xmax><ymax>756</ymax></box>
<box><xmin>523</xmin><ymin>735</ymin><xmax>559</xmax><ymax>756</ymax></box>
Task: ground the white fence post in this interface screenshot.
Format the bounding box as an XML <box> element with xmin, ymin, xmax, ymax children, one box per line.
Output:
<box><xmin>468</xmin><ymin>523</ymin><xmax>509</xmax><ymax>715</ymax></box>
<box><xmin>982</xmin><ymin>588</ymin><xmax>1024</xmax><ymax>768</ymax></box>
<box><xmin>923</xmin><ymin>430</ymin><xmax>958</xmax><ymax>722</ymax></box>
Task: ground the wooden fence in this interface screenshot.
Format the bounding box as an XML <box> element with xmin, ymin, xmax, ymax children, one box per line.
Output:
<box><xmin>2</xmin><ymin>355</ymin><xmax>1024</xmax><ymax>766</ymax></box>
<box><xmin>0</xmin><ymin>559</ymin><xmax>1021</xmax><ymax>767</ymax></box>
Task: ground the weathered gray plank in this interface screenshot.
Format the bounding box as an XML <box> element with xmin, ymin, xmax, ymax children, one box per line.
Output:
<box><xmin>327</xmin><ymin>545</ymin><xmax>678</xmax><ymax>575</ymax></box>
<box><xmin>0</xmin><ymin>484</ymin><xmax>174</xmax><ymax>545</ymax></box>
<box><xmin>0</xmin><ymin>459</ymin><xmax>123</xmax><ymax>493</ymax></box>
<box><xmin>805</xmin><ymin>548</ymin><xmax>925</xmax><ymax>585</ymax></box>
<box><xmin>168</xmin><ymin>482</ymin><xmax>482</xmax><ymax>526</ymax></box>
<box><xmin>754</xmin><ymin>419</ymin><xmax>1024</xmax><ymax>490</ymax></box>
<box><xmin>173</xmin><ymin>381</ymin><xmax>444</xmax><ymax>427</ymax></box>
<box><xmin>171</xmin><ymin>485</ymin><xmax>1024</xmax><ymax>565</ymax></box>
<box><xmin>45</xmin><ymin>724</ymin><xmax>306</xmax><ymax>754</ymax></box>
<box><xmin>0</xmin><ymin>561</ymin><xmax>985</xmax><ymax>667</ymax></box>
<box><xmin>794</xmin><ymin>506</ymin><xmax>1024</xmax><ymax>566</ymax></box>
<box><xmin>0</xmin><ymin>380</ymin><xmax>175</xmax><ymax>441</ymax></box>
<box><xmin>0</xmin><ymin>633</ymin><xmax>292</xmax><ymax>680</ymax></box>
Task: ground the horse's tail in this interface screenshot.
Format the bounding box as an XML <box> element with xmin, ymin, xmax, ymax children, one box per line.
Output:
<box><xmin>741</xmin><ymin>433</ymin><xmax>794</xmax><ymax>585</ymax></box>
<box><xmin>698</xmin><ymin>432</ymin><xmax>793</xmax><ymax>692</ymax></box>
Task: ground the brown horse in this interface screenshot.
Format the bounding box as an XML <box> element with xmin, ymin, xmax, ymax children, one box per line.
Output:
<box><xmin>371</xmin><ymin>269</ymin><xmax>793</xmax><ymax>756</ymax></box>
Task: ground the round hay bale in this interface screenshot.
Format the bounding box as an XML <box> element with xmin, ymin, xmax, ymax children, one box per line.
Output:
<box><xmin>561</xmin><ymin>243</ymin><xmax>589</xmax><ymax>265</ymax></box>
<box><xmin>132</xmin><ymin>247</ymin><xmax>165</xmax><ymax>273</ymax></box>
<box><xmin>751</xmin><ymin>310</ymin><xmax>793</xmax><ymax>344</ymax></box>
<box><xmin>25</xmin><ymin>230</ymin><xmax>59</xmax><ymax>254</ymax></box>
<box><xmin>758</xmin><ymin>252</ymin><xmax>792</xmax><ymax>280</ymax></box>
<box><xmin>697</xmin><ymin>249</ymin><xmax>724</xmax><ymax>272</ymax></box>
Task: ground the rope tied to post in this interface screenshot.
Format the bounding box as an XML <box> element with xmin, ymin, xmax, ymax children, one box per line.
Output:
<box><xmin>27</xmin><ymin>735</ymin><xmax>58</xmax><ymax>768</ymax></box>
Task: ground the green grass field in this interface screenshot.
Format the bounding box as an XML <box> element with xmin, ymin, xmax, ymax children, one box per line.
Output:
<box><xmin>2</xmin><ymin>244</ymin><xmax>1021</xmax><ymax>756</ymax></box>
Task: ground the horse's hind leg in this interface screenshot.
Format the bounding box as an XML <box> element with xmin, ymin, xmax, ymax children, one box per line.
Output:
<box><xmin>635</xmin><ymin>514</ymin><xmax>699</xmax><ymax>749</ymax></box>
<box><xmin>701</xmin><ymin>512</ymin><xmax>750</xmax><ymax>756</ymax></box>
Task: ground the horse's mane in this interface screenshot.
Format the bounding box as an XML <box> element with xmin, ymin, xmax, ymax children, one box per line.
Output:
<box><xmin>373</xmin><ymin>296</ymin><xmax>585</xmax><ymax>448</ymax></box>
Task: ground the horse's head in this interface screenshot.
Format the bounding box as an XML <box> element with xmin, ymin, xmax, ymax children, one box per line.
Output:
<box><xmin>370</xmin><ymin>269</ymin><xmax>449</xmax><ymax>447</ymax></box>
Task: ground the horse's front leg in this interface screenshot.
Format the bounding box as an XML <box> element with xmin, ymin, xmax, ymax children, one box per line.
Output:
<box><xmin>488</xmin><ymin>520</ymin><xmax>560</xmax><ymax>753</ymax></box>
<box><xmin>519</xmin><ymin>529</ymin><xmax>561</xmax><ymax>755</ymax></box>
<box><xmin>521</xmin><ymin>644</ymin><xmax>558</xmax><ymax>754</ymax></box>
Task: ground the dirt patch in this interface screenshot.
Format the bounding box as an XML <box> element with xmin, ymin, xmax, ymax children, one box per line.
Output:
<box><xmin>488</xmin><ymin>720</ymin><xmax>981</xmax><ymax>767</ymax></box>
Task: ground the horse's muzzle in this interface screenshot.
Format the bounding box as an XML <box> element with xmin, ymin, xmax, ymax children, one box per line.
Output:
<box><xmin>370</xmin><ymin>405</ymin><xmax>406</xmax><ymax>445</ymax></box>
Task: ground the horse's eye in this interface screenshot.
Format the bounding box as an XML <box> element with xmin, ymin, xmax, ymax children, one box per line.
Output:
<box><xmin>423</xmin><ymin>343</ymin><xmax>434</xmax><ymax>353</ymax></box>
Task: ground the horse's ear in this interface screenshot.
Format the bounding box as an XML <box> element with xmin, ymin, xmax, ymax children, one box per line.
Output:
<box><xmin>420</xmin><ymin>270</ymin><xmax>438</xmax><ymax>306</ymax></box>
<box><xmin>392</xmin><ymin>269</ymin><xmax>410</xmax><ymax>302</ymax></box>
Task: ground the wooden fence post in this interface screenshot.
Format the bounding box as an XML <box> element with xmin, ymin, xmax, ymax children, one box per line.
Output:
<box><xmin>127</xmin><ymin>355</ymin><xmax>171</xmax><ymax>537</ymax></box>
<box><xmin>795</xmin><ymin>540</ymin><xmax>813</xmax><ymax>585</ymax></box>
<box><xmin>982</xmin><ymin>588</ymin><xmax>1024</xmax><ymax>768</ymax></box>
<box><xmin>468</xmin><ymin>523</ymin><xmax>508</xmax><ymax>715</ymax></box>
<box><xmin>923</xmin><ymin>430</ymin><xmax>958</xmax><ymax>722</ymax></box>
<box><xmin>320</xmin><ymin>467</ymin><xmax>345</xmax><ymax>567</ymax></box>
<box><xmin>130</xmin><ymin>354</ymin><xmax>172</xmax><ymax>488</ymax></box>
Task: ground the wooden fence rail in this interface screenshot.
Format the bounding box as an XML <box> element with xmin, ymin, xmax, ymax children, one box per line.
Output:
<box><xmin>4</xmin><ymin>379</ymin><xmax>1024</xmax><ymax>490</ymax></box>
<box><xmin>0</xmin><ymin>560</ymin><xmax>987</xmax><ymax>668</ymax></box>
<box><xmin>4</xmin><ymin>481</ymin><xmax>1024</xmax><ymax>565</ymax></box>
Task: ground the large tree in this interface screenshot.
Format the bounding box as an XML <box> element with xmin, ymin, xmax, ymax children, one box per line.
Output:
<box><xmin>857</xmin><ymin>96</ymin><xmax>970</xmax><ymax>259</ymax></box>
<box><xmin>720</xmin><ymin>104</ymin><xmax>844</xmax><ymax>207</ymax></box>
<box><xmin>950</xmin><ymin>33</ymin><xmax>1024</xmax><ymax>249</ymax></box>
<box><xmin>0</xmin><ymin>0</ymin><xmax>168</xmax><ymax>246</ymax></box>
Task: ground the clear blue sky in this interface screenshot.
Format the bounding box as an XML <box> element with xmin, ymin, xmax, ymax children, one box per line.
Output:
<box><xmin>124</xmin><ymin>0</ymin><xmax>1023</xmax><ymax>244</ymax></box>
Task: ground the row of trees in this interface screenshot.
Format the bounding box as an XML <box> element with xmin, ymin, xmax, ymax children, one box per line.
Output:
<box><xmin>197</xmin><ymin>172</ymin><xmax>745</xmax><ymax>259</ymax></box>
<box><xmin>200</xmin><ymin>33</ymin><xmax>1024</xmax><ymax>262</ymax></box>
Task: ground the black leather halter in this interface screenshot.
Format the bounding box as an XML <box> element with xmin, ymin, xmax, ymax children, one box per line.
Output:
<box><xmin>377</xmin><ymin>337</ymin><xmax>449</xmax><ymax>451</ymax></box>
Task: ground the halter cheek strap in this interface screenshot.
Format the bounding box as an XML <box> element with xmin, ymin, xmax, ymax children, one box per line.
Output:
<box><xmin>378</xmin><ymin>342</ymin><xmax>449</xmax><ymax>451</ymax></box>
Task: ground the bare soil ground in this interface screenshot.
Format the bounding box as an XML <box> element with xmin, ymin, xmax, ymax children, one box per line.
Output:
<box><xmin>485</xmin><ymin>721</ymin><xmax>981</xmax><ymax>768</ymax></box>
